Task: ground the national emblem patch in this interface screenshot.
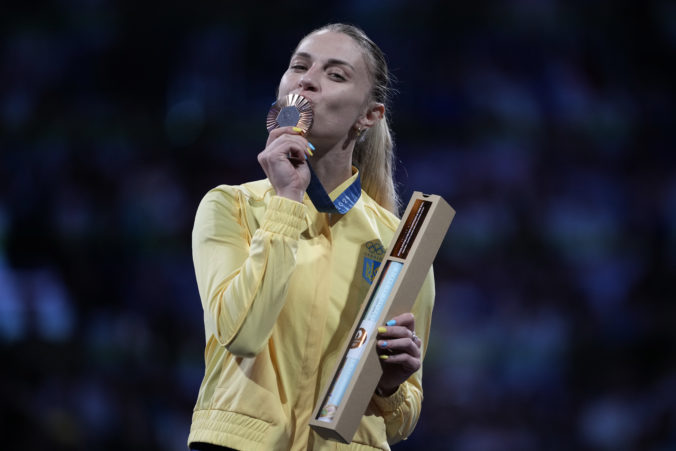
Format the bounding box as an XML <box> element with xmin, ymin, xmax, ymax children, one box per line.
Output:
<box><xmin>362</xmin><ymin>240</ymin><xmax>386</xmax><ymax>284</ymax></box>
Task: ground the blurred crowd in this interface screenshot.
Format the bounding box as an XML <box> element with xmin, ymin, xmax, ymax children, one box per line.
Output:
<box><xmin>1</xmin><ymin>1</ymin><xmax>674</xmax><ymax>450</ymax></box>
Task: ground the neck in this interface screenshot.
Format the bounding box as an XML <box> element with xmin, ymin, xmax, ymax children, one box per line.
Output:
<box><xmin>308</xmin><ymin>141</ymin><xmax>355</xmax><ymax>193</ymax></box>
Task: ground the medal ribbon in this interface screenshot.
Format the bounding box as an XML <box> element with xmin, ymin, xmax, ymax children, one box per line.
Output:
<box><xmin>306</xmin><ymin>163</ymin><xmax>362</xmax><ymax>214</ymax></box>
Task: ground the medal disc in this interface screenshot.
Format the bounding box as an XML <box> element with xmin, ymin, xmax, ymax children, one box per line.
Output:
<box><xmin>266</xmin><ymin>94</ymin><xmax>314</xmax><ymax>134</ymax></box>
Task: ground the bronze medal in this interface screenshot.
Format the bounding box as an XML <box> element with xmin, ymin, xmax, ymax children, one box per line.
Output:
<box><xmin>266</xmin><ymin>93</ymin><xmax>314</xmax><ymax>133</ymax></box>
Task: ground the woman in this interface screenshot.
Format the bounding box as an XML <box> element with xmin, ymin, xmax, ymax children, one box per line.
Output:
<box><xmin>188</xmin><ymin>23</ymin><xmax>435</xmax><ymax>450</ymax></box>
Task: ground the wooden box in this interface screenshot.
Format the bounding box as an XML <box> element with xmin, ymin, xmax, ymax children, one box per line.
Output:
<box><xmin>309</xmin><ymin>192</ymin><xmax>455</xmax><ymax>443</ymax></box>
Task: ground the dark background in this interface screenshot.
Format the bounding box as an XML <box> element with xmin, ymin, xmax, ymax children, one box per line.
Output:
<box><xmin>1</xmin><ymin>1</ymin><xmax>675</xmax><ymax>449</ymax></box>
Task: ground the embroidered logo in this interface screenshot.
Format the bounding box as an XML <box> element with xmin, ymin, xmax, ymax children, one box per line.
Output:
<box><xmin>362</xmin><ymin>240</ymin><xmax>386</xmax><ymax>284</ymax></box>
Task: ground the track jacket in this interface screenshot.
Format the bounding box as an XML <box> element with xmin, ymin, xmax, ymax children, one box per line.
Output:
<box><xmin>188</xmin><ymin>170</ymin><xmax>435</xmax><ymax>450</ymax></box>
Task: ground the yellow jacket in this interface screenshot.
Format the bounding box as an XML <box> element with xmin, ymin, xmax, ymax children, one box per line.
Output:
<box><xmin>188</xmin><ymin>171</ymin><xmax>435</xmax><ymax>450</ymax></box>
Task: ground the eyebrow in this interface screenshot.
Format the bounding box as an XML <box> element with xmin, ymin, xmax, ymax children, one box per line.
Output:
<box><xmin>293</xmin><ymin>52</ymin><xmax>355</xmax><ymax>71</ymax></box>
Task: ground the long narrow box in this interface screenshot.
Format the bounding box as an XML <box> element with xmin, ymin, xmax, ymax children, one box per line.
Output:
<box><xmin>309</xmin><ymin>192</ymin><xmax>455</xmax><ymax>443</ymax></box>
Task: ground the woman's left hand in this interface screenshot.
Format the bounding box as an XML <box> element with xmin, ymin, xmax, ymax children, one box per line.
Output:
<box><xmin>375</xmin><ymin>312</ymin><xmax>422</xmax><ymax>396</ymax></box>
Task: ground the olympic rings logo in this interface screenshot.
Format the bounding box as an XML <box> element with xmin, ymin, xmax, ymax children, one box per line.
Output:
<box><xmin>365</xmin><ymin>241</ymin><xmax>385</xmax><ymax>256</ymax></box>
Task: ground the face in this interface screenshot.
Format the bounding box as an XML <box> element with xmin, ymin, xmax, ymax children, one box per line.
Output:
<box><xmin>278</xmin><ymin>30</ymin><xmax>376</xmax><ymax>145</ymax></box>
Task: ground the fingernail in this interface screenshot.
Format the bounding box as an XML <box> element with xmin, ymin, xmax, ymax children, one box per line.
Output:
<box><xmin>380</xmin><ymin>341</ymin><xmax>388</xmax><ymax>347</ymax></box>
<box><xmin>386</xmin><ymin>320</ymin><xmax>396</xmax><ymax>326</ymax></box>
<box><xmin>379</xmin><ymin>355</ymin><xmax>389</xmax><ymax>360</ymax></box>
<box><xmin>307</xmin><ymin>141</ymin><xmax>315</xmax><ymax>151</ymax></box>
<box><xmin>306</xmin><ymin>146</ymin><xmax>314</xmax><ymax>156</ymax></box>
<box><xmin>378</xmin><ymin>326</ymin><xmax>387</xmax><ymax>334</ymax></box>
<box><xmin>293</xmin><ymin>126</ymin><xmax>302</xmax><ymax>133</ymax></box>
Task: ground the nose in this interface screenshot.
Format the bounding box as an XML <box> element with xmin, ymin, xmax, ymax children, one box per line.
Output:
<box><xmin>298</xmin><ymin>67</ymin><xmax>319</xmax><ymax>92</ymax></box>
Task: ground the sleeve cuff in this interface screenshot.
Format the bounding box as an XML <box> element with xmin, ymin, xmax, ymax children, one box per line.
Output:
<box><xmin>261</xmin><ymin>196</ymin><xmax>307</xmax><ymax>238</ymax></box>
<box><xmin>373</xmin><ymin>384</ymin><xmax>407</xmax><ymax>413</ymax></box>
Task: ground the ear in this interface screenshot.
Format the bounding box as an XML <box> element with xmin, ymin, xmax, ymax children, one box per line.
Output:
<box><xmin>356</xmin><ymin>102</ymin><xmax>385</xmax><ymax>130</ymax></box>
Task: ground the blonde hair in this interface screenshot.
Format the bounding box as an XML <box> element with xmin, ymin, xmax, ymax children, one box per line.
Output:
<box><xmin>304</xmin><ymin>24</ymin><xmax>399</xmax><ymax>215</ymax></box>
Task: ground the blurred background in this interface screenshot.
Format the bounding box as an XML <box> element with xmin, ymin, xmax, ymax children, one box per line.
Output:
<box><xmin>1</xmin><ymin>0</ymin><xmax>675</xmax><ymax>449</ymax></box>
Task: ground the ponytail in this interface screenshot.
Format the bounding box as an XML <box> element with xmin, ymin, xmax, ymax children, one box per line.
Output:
<box><xmin>353</xmin><ymin>116</ymin><xmax>398</xmax><ymax>214</ymax></box>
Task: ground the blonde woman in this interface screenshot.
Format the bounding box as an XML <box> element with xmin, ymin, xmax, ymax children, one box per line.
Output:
<box><xmin>189</xmin><ymin>24</ymin><xmax>434</xmax><ymax>450</ymax></box>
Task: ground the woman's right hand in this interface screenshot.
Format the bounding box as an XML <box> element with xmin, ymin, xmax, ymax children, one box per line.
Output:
<box><xmin>257</xmin><ymin>126</ymin><xmax>313</xmax><ymax>203</ymax></box>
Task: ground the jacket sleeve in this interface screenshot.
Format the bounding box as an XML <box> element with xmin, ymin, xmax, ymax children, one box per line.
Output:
<box><xmin>372</xmin><ymin>269</ymin><xmax>435</xmax><ymax>444</ymax></box>
<box><xmin>192</xmin><ymin>186</ymin><xmax>307</xmax><ymax>357</ymax></box>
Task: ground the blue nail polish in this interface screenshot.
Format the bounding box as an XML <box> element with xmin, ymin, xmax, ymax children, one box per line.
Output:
<box><xmin>307</xmin><ymin>142</ymin><xmax>315</xmax><ymax>151</ymax></box>
<box><xmin>386</xmin><ymin>319</ymin><xmax>396</xmax><ymax>326</ymax></box>
<box><xmin>381</xmin><ymin>341</ymin><xmax>388</xmax><ymax>347</ymax></box>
